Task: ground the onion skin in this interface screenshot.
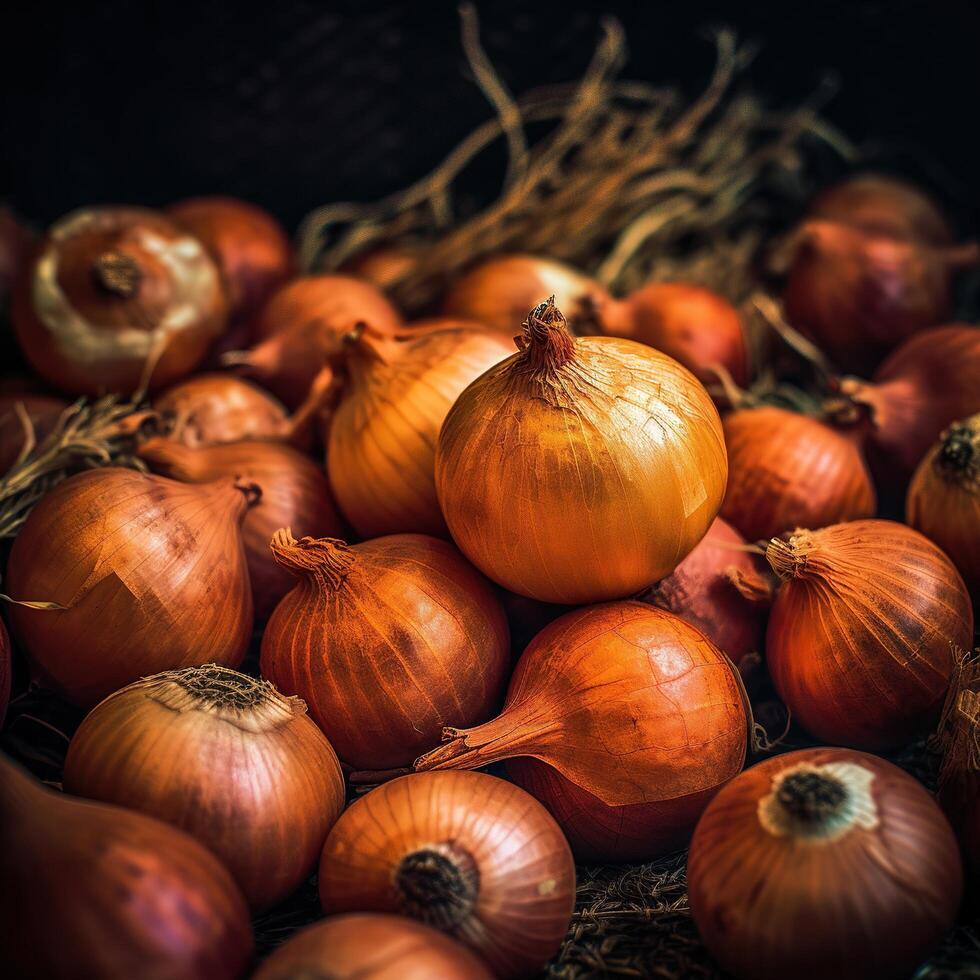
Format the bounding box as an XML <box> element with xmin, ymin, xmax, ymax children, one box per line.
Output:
<box><xmin>688</xmin><ymin>747</ymin><xmax>963</xmax><ymax>980</ymax></box>
<box><xmin>341</xmin><ymin>244</ymin><xmax>418</xmax><ymax>291</ymax></box>
<box><xmin>0</xmin><ymin>393</ymin><xmax>67</xmax><ymax>473</ymax></box>
<box><xmin>765</xmin><ymin>520</ymin><xmax>973</xmax><ymax>750</ymax></box>
<box><xmin>0</xmin><ymin>618</ymin><xmax>10</xmax><ymax>726</ymax></box>
<box><xmin>6</xmin><ymin>468</ymin><xmax>255</xmax><ymax>707</ymax></box>
<box><xmin>64</xmin><ymin>665</ymin><xmax>344</xmax><ymax>911</ymax></box>
<box><xmin>318</xmin><ymin>770</ymin><xmax>575</xmax><ymax>979</ymax></box>
<box><xmin>416</xmin><ymin>601</ymin><xmax>748</xmax><ymax>863</ymax></box>
<box><xmin>261</xmin><ymin>531</ymin><xmax>509</xmax><ymax>770</ymax></box>
<box><xmin>721</xmin><ymin>406</ymin><xmax>875</xmax><ymax>542</ymax></box>
<box><xmin>0</xmin><ymin>754</ymin><xmax>253</xmax><ymax>980</ymax></box>
<box><xmin>11</xmin><ymin>206</ymin><xmax>228</xmax><ymax>396</ymax></box>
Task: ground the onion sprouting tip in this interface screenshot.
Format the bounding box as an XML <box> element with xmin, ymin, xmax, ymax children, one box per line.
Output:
<box><xmin>270</xmin><ymin>528</ymin><xmax>356</xmax><ymax>588</ymax></box>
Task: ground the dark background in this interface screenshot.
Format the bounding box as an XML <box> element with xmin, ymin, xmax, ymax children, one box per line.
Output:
<box><xmin>2</xmin><ymin>0</ymin><xmax>979</xmax><ymax>235</ymax></box>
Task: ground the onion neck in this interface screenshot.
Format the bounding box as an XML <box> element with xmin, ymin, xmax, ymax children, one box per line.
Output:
<box><xmin>765</xmin><ymin>531</ymin><xmax>814</xmax><ymax>581</ymax></box>
<box><xmin>92</xmin><ymin>249</ymin><xmax>143</xmax><ymax>298</ymax></box>
<box><xmin>269</xmin><ymin>527</ymin><xmax>355</xmax><ymax>590</ymax></box>
<box><xmin>203</xmin><ymin>477</ymin><xmax>261</xmax><ymax>523</ymax></box>
<box><xmin>138</xmin><ymin>436</ymin><xmax>201</xmax><ymax>480</ymax></box>
<box><xmin>394</xmin><ymin>842</ymin><xmax>479</xmax><ymax>929</ymax></box>
<box><xmin>515</xmin><ymin>298</ymin><xmax>576</xmax><ymax>377</ymax></box>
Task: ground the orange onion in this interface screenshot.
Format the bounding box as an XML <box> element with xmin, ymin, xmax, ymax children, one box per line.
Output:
<box><xmin>721</xmin><ymin>406</ymin><xmax>875</xmax><ymax>542</ymax></box>
<box><xmin>5</xmin><ymin>467</ymin><xmax>255</xmax><ymax>707</ymax></box>
<box><xmin>261</xmin><ymin>530</ymin><xmax>509</xmax><ymax>770</ymax></box>
<box><xmin>341</xmin><ymin>243</ymin><xmax>419</xmax><ymax>291</ymax></box>
<box><xmin>64</xmin><ymin>665</ymin><xmax>344</xmax><ymax>911</ymax></box>
<box><xmin>765</xmin><ymin>519</ymin><xmax>973</xmax><ymax>750</ymax></box>
<box><xmin>0</xmin><ymin>393</ymin><xmax>67</xmax><ymax>473</ymax></box>
<box><xmin>436</xmin><ymin>300</ymin><xmax>727</xmax><ymax>604</ymax></box>
<box><xmin>138</xmin><ymin>436</ymin><xmax>345</xmax><ymax>620</ymax></box>
<box><xmin>0</xmin><ymin>754</ymin><xmax>253</xmax><ymax>980</ymax></box>
<box><xmin>327</xmin><ymin>321</ymin><xmax>512</xmax><ymax>537</ymax></box>
<box><xmin>416</xmin><ymin>601</ymin><xmax>748</xmax><ymax>862</ymax></box>
<box><xmin>688</xmin><ymin>747</ymin><xmax>963</xmax><ymax>980</ymax></box>
<box><xmin>319</xmin><ymin>770</ymin><xmax>575</xmax><ymax>978</ymax></box>
<box><xmin>11</xmin><ymin>205</ymin><xmax>228</xmax><ymax>396</ymax></box>
<box><xmin>0</xmin><ymin>618</ymin><xmax>10</xmax><ymax>726</ymax></box>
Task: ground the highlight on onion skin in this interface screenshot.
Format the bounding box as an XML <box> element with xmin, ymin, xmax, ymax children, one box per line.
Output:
<box><xmin>0</xmin><ymin>619</ymin><xmax>11</xmax><ymax>727</ymax></box>
<box><xmin>688</xmin><ymin>747</ymin><xmax>963</xmax><ymax>980</ymax></box>
<box><xmin>765</xmin><ymin>520</ymin><xmax>973</xmax><ymax>751</ymax></box>
<box><xmin>0</xmin><ymin>393</ymin><xmax>67</xmax><ymax>474</ymax></box>
<box><xmin>0</xmin><ymin>754</ymin><xmax>254</xmax><ymax>980</ymax></box>
<box><xmin>318</xmin><ymin>770</ymin><xmax>576</xmax><ymax>979</ymax></box>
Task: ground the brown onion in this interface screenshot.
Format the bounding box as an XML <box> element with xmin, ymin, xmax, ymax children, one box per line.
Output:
<box><xmin>0</xmin><ymin>618</ymin><xmax>10</xmax><ymax>726</ymax></box>
<box><xmin>261</xmin><ymin>530</ymin><xmax>509</xmax><ymax>770</ymax></box>
<box><xmin>0</xmin><ymin>754</ymin><xmax>253</xmax><ymax>980</ymax></box>
<box><xmin>721</xmin><ymin>406</ymin><xmax>875</xmax><ymax>542</ymax></box>
<box><xmin>327</xmin><ymin>321</ymin><xmax>512</xmax><ymax>537</ymax></box>
<box><xmin>417</xmin><ymin>601</ymin><xmax>748</xmax><ymax>862</ymax></box>
<box><xmin>64</xmin><ymin>665</ymin><xmax>344</xmax><ymax>911</ymax></box>
<box><xmin>341</xmin><ymin>244</ymin><xmax>418</xmax><ymax>291</ymax></box>
<box><xmin>319</xmin><ymin>770</ymin><xmax>575</xmax><ymax>978</ymax></box>
<box><xmin>688</xmin><ymin>747</ymin><xmax>962</xmax><ymax>980</ymax></box>
<box><xmin>0</xmin><ymin>393</ymin><xmax>67</xmax><ymax>473</ymax></box>
<box><xmin>5</xmin><ymin>467</ymin><xmax>255</xmax><ymax>707</ymax></box>
<box><xmin>765</xmin><ymin>520</ymin><xmax>973</xmax><ymax>750</ymax></box>
<box><xmin>11</xmin><ymin>205</ymin><xmax>228</xmax><ymax>395</ymax></box>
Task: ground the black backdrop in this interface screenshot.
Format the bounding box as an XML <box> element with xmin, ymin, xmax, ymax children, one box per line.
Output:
<box><xmin>2</xmin><ymin>0</ymin><xmax>979</xmax><ymax>235</ymax></box>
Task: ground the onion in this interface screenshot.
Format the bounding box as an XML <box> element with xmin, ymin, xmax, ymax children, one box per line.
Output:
<box><xmin>139</xmin><ymin>436</ymin><xmax>346</xmax><ymax>620</ymax></box>
<box><xmin>765</xmin><ymin>519</ymin><xmax>973</xmax><ymax>750</ymax></box>
<box><xmin>327</xmin><ymin>321</ymin><xmax>512</xmax><ymax>537</ymax></box>
<box><xmin>720</xmin><ymin>406</ymin><xmax>875</xmax><ymax>542</ymax></box>
<box><xmin>341</xmin><ymin>244</ymin><xmax>418</xmax><ymax>291</ymax></box>
<box><xmin>0</xmin><ymin>754</ymin><xmax>253</xmax><ymax>980</ymax></box>
<box><xmin>416</xmin><ymin>601</ymin><xmax>748</xmax><ymax>862</ymax></box>
<box><xmin>441</xmin><ymin>253</ymin><xmax>610</xmax><ymax>334</ymax></box>
<box><xmin>64</xmin><ymin>664</ymin><xmax>344</xmax><ymax>911</ymax></box>
<box><xmin>11</xmin><ymin>205</ymin><xmax>228</xmax><ymax>396</ymax></box>
<box><xmin>0</xmin><ymin>393</ymin><xmax>67</xmax><ymax>473</ymax></box>
<box><xmin>436</xmin><ymin>299</ymin><xmax>727</xmax><ymax>604</ymax></box>
<box><xmin>261</xmin><ymin>530</ymin><xmax>509</xmax><ymax>770</ymax></box>
<box><xmin>318</xmin><ymin>770</ymin><xmax>575</xmax><ymax>978</ymax></box>
<box><xmin>688</xmin><ymin>747</ymin><xmax>962</xmax><ymax>980</ymax></box>
<box><xmin>5</xmin><ymin>467</ymin><xmax>256</xmax><ymax>707</ymax></box>
<box><xmin>0</xmin><ymin>618</ymin><xmax>10</xmax><ymax>726</ymax></box>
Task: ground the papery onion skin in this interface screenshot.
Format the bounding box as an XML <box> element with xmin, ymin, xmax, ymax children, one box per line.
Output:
<box><xmin>11</xmin><ymin>205</ymin><xmax>228</xmax><ymax>396</ymax></box>
<box><xmin>688</xmin><ymin>747</ymin><xmax>963</xmax><ymax>980</ymax></box>
<box><xmin>436</xmin><ymin>300</ymin><xmax>728</xmax><ymax>604</ymax></box>
<box><xmin>0</xmin><ymin>393</ymin><xmax>67</xmax><ymax>473</ymax></box>
<box><xmin>328</xmin><ymin>323</ymin><xmax>512</xmax><ymax>537</ymax></box>
<box><xmin>341</xmin><ymin>244</ymin><xmax>418</xmax><ymax>292</ymax></box>
<box><xmin>0</xmin><ymin>619</ymin><xmax>11</xmax><ymax>726</ymax></box>
<box><xmin>64</xmin><ymin>665</ymin><xmax>345</xmax><ymax>911</ymax></box>
<box><xmin>766</xmin><ymin>520</ymin><xmax>973</xmax><ymax>750</ymax></box>
<box><xmin>6</xmin><ymin>468</ymin><xmax>255</xmax><ymax>707</ymax></box>
<box><xmin>416</xmin><ymin>601</ymin><xmax>748</xmax><ymax>862</ymax></box>
<box><xmin>318</xmin><ymin>770</ymin><xmax>575</xmax><ymax>979</ymax></box>
<box><xmin>0</xmin><ymin>755</ymin><xmax>253</xmax><ymax>980</ymax></box>
<box><xmin>721</xmin><ymin>406</ymin><xmax>875</xmax><ymax>542</ymax></box>
<box><xmin>261</xmin><ymin>531</ymin><xmax>509</xmax><ymax>770</ymax></box>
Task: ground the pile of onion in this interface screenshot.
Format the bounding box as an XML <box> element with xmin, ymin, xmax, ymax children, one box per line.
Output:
<box><xmin>64</xmin><ymin>665</ymin><xmax>345</xmax><ymax>911</ymax></box>
<box><xmin>319</xmin><ymin>770</ymin><xmax>575</xmax><ymax>978</ymax></box>
<box><xmin>416</xmin><ymin>601</ymin><xmax>748</xmax><ymax>862</ymax></box>
<box><xmin>0</xmin><ymin>393</ymin><xmax>67</xmax><ymax>473</ymax></box>
<box><xmin>261</xmin><ymin>530</ymin><xmax>509</xmax><ymax>770</ymax></box>
<box><xmin>0</xmin><ymin>618</ymin><xmax>10</xmax><ymax>726</ymax></box>
<box><xmin>11</xmin><ymin>205</ymin><xmax>228</xmax><ymax>395</ymax></box>
<box><xmin>4</xmin><ymin>467</ymin><xmax>256</xmax><ymax>707</ymax></box>
<box><xmin>0</xmin><ymin>755</ymin><xmax>253</xmax><ymax>980</ymax></box>
<box><xmin>765</xmin><ymin>519</ymin><xmax>973</xmax><ymax>750</ymax></box>
<box><xmin>436</xmin><ymin>300</ymin><xmax>728</xmax><ymax>604</ymax></box>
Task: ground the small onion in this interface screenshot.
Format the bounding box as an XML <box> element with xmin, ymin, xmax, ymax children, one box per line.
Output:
<box><xmin>0</xmin><ymin>393</ymin><xmax>67</xmax><ymax>473</ymax></box>
<box><xmin>436</xmin><ymin>300</ymin><xmax>727</xmax><ymax>604</ymax></box>
<box><xmin>721</xmin><ymin>406</ymin><xmax>875</xmax><ymax>542</ymax></box>
<box><xmin>688</xmin><ymin>747</ymin><xmax>963</xmax><ymax>980</ymax></box>
<box><xmin>261</xmin><ymin>530</ymin><xmax>509</xmax><ymax>770</ymax></box>
<box><xmin>5</xmin><ymin>467</ymin><xmax>256</xmax><ymax>707</ymax></box>
<box><xmin>765</xmin><ymin>519</ymin><xmax>973</xmax><ymax>750</ymax></box>
<box><xmin>341</xmin><ymin>243</ymin><xmax>419</xmax><ymax>291</ymax></box>
<box><xmin>64</xmin><ymin>665</ymin><xmax>345</xmax><ymax>911</ymax></box>
<box><xmin>417</xmin><ymin>601</ymin><xmax>748</xmax><ymax>862</ymax></box>
<box><xmin>0</xmin><ymin>755</ymin><xmax>253</xmax><ymax>980</ymax></box>
<box><xmin>0</xmin><ymin>618</ymin><xmax>11</xmax><ymax>726</ymax></box>
<box><xmin>318</xmin><ymin>770</ymin><xmax>575</xmax><ymax>979</ymax></box>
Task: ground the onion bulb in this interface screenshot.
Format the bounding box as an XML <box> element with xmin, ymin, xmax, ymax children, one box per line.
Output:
<box><xmin>261</xmin><ymin>530</ymin><xmax>509</xmax><ymax>770</ymax></box>
<box><xmin>5</xmin><ymin>467</ymin><xmax>256</xmax><ymax>707</ymax></box>
<box><xmin>327</xmin><ymin>321</ymin><xmax>512</xmax><ymax>537</ymax></box>
<box><xmin>0</xmin><ymin>393</ymin><xmax>67</xmax><ymax>473</ymax></box>
<box><xmin>417</xmin><ymin>601</ymin><xmax>748</xmax><ymax>862</ymax></box>
<box><xmin>765</xmin><ymin>519</ymin><xmax>973</xmax><ymax>750</ymax></box>
<box><xmin>319</xmin><ymin>770</ymin><xmax>575</xmax><ymax>978</ymax></box>
<box><xmin>436</xmin><ymin>299</ymin><xmax>727</xmax><ymax>604</ymax></box>
<box><xmin>721</xmin><ymin>406</ymin><xmax>875</xmax><ymax>542</ymax></box>
<box><xmin>688</xmin><ymin>747</ymin><xmax>962</xmax><ymax>980</ymax></box>
<box><xmin>0</xmin><ymin>618</ymin><xmax>10</xmax><ymax>726</ymax></box>
<box><xmin>64</xmin><ymin>664</ymin><xmax>345</xmax><ymax>911</ymax></box>
<box><xmin>11</xmin><ymin>205</ymin><xmax>228</xmax><ymax>396</ymax></box>
<box><xmin>0</xmin><ymin>754</ymin><xmax>253</xmax><ymax>980</ymax></box>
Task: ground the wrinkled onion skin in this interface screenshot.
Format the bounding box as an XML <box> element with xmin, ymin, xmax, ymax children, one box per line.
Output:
<box><xmin>0</xmin><ymin>619</ymin><xmax>11</xmax><ymax>726</ymax></box>
<box><xmin>688</xmin><ymin>748</ymin><xmax>963</xmax><ymax>980</ymax></box>
<box><xmin>721</xmin><ymin>406</ymin><xmax>875</xmax><ymax>542</ymax></box>
<box><xmin>0</xmin><ymin>393</ymin><xmax>67</xmax><ymax>474</ymax></box>
<box><xmin>318</xmin><ymin>771</ymin><xmax>575</xmax><ymax>979</ymax></box>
